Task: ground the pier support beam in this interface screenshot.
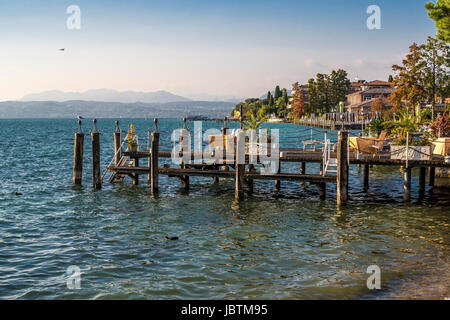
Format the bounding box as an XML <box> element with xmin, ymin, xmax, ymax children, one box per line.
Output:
<box><xmin>419</xmin><ymin>167</ymin><xmax>426</xmax><ymax>197</ymax></box>
<box><xmin>337</xmin><ymin>131</ymin><xmax>349</xmax><ymax>206</ymax></box>
<box><xmin>403</xmin><ymin>167</ymin><xmax>411</xmax><ymax>201</ymax></box>
<box><xmin>114</xmin><ymin>121</ymin><xmax>121</xmax><ymax>166</ymax></box>
<box><xmin>300</xmin><ymin>162</ymin><xmax>306</xmax><ymax>174</ymax></box>
<box><xmin>150</xmin><ymin>130</ymin><xmax>159</xmax><ymax>194</ymax></box>
<box><xmin>132</xmin><ymin>158</ymin><xmax>139</xmax><ymax>185</ymax></box>
<box><xmin>91</xmin><ymin>120</ymin><xmax>101</xmax><ymax>189</ymax></box>
<box><xmin>247</xmin><ymin>164</ymin><xmax>255</xmax><ymax>194</ymax></box>
<box><xmin>179</xmin><ymin>126</ymin><xmax>189</xmax><ymax>190</ymax></box>
<box><xmin>235</xmin><ymin>132</ymin><xmax>245</xmax><ymax>200</ymax></box>
<box><xmin>72</xmin><ymin>123</ymin><xmax>84</xmax><ymax>185</ymax></box>
<box><xmin>317</xmin><ymin>182</ymin><xmax>326</xmax><ymax>200</ymax></box>
<box><xmin>363</xmin><ymin>164</ymin><xmax>369</xmax><ymax>190</ymax></box>
<box><xmin>275</xmin><ymin>163</ymin><xmax>281</xmax><ymax>191</ymax></box>
<box><xmin>429</xmin><ymin>167</ymin><xmax>435</xmax><ymax>187</ymax></box>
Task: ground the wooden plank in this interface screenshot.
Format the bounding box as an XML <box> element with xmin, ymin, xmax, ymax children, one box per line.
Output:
<box><xmin>72</xmin><ymin>132</ymin><xmax>84</xmax><ymax>185</ymax></box>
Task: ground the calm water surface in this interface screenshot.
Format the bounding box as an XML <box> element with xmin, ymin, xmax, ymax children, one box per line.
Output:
<box><xmin>0</xmin><ymin>119</ymin><xmax>448</xmax><ymax>299</ymax></box>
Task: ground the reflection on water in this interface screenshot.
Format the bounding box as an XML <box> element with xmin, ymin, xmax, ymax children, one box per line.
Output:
<box><xmin>0</xmin><ymin>119</ymin><xmax>448</xmax><ymax>299</ymax></box>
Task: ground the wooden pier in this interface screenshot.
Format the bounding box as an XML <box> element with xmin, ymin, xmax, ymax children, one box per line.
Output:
<box><xmin>73</xmin><ymin>119</ymin><xmax>450</xmax><ymax>206</ymax></box>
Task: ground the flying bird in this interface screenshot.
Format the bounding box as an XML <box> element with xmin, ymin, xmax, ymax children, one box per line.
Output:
<box><xmin>59</xmin><ymin>48</ymin><xmax>65</xmax><ymax>51</ymax></box>
<box><xmin>77</xmin><ymin>115</ymin><xmax>85</xmax><ymax>120</ymax></box>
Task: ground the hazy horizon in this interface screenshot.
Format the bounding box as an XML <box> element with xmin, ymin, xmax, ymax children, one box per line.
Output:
<box><xmin>0</xmin><ymin>0</ymin><xmax>437</xmax><ymax>101</ymax></box>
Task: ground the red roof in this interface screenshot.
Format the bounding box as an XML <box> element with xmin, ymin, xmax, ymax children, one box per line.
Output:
<box><xmin>367</xmin><ymin>80</ymin><xmax>391</xmax><ymax>86</ymax></box>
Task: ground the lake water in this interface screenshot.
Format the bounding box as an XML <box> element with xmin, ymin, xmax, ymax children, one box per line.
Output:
<box><xmin>0</xmin><ymin>118</ymin><xmax>448</xmax><ymax>299</ymax></box>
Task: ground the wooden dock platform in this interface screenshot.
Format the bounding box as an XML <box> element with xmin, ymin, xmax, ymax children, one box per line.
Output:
<box><xmin>73</xmin><ymin>119</ymin><xmax>450</xmax><ymax>206</ymax></box>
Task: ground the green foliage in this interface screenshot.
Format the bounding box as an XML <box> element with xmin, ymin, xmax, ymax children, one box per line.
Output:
<box><xmin>307</xmin><ymin>69</ymin><xmax>350</xmax><ymax>114</ymax></box>
<box><xmin>430</xmin><ymin>113</ymin><xmax>450</xmax><ymax>137</ymax></box>
<box><xmin>384</xmin><ymin>112</ymin><xmax>426</xmax><ymax>145</ymax></box>
<box><xmin>281</xmin><ymin>88</ymin><xmax>288</xmax><ymax>104</ymax></box>
<box><xmin>419</xmin><ymin>108</ymin><xmax>432</xmax><ymax>121</ymax></box>
<box><xmin>365</xmin><ymin>119</ymin><xmax>385</xmax><ymax>137</ymax></box>
<box><xmin>425</xmin><ymin>0</ymin><xmax>450</xmax><ymax>43</ymax></box>
<box><xmin>244</xmin><ymin>113</ymin><xmax>268</xmax><ymax>130</ymax></box>
<box><xmin>388</xmin><ymin>75</ymin><xmax>394</xmax><ymax>82</ymax></box>
<box><xmin>274</xmin><ymin>85</ymin><xmax>281</xmax><ymax>100</ymax></box>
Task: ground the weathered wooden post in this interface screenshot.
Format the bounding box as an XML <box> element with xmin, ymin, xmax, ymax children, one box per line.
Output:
<box><xmin>180</xmin><ymin>118</ymin><xmax>189</xmax><ymax>190</ymax></box>
<box><xmin>317</xmin><ymin>182</ymin><xmax>326</xmax><ymax>200</ymax></box>
<box><xmin>363</xmin><ymin>164</ymin><xmax>369</xmax><ymax>190</ymax></box>
<box><xmin>239</xmin><ymin>105</ymin><xmax>243</xmax><ymax>130</ymax></box>
<box><xmin>150</xmin><ymin>119</ymin><xmax>159</xmax><ymax>194</ymax></box>
<box><xmin>275</xmin><ymin>164</ymin><xmax>281</xmax><ymax>191</ymax></box>
<box><xmin>235</xmin><ymin>131</ymin><xmax>245</xmax><ymax>199</ymax></box>
<box><xmin>337</xmin><ymin>131</ymin><xmax>349</xmax><ymax>206</ymax></box>
<box><xmin>429</xmin><ymin>167</ymin><xmax>435</xmax><ymax>187</ymax></box>
<box><xmin>114</xmin><ymin>121</ymin><xmax>121</xmax><ymax>167</ymax></box>
<box><xmin>419</xmin><ymin>166</ymin><xmax>426</xmax><ymax>197</ymax></box>
<box><xmin>73</xmin><ymin>120</ymin><xmax>84</xmax><ymax>185</ymax></box>
<box><xmin>300</xmin><ymin>162</ymin><xmax>306</xmax><ymax>174</ymax></box>
<box><xmin>403</xmin><ymin>167</ymin><xmax>411</xmax><ymax>201</ymax></box>
<box><xmin>91</xmin><ymin>119</ymin><xmax>101</xmax><ymax>189</ymax></box>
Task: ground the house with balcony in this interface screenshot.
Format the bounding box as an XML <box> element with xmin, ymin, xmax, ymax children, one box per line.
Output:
<box><xmin>346</xmin><ymin>80</ymin><xmax>393</xmax><ymax>114</ymax></box>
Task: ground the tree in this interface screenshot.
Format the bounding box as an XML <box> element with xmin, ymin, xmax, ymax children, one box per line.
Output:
<box><xmin>281</xmin><ymin>88</ymin><xmax>288</xmax><ymax>104</ymax></box>
<box><xmin>266</xmin><ymin>91</ymin><xmax>272</xmax><ymax>104</ymax></box>
<box><xmin>291</xmin><ymin>82</ymin><xmax>307</xmax><ymax>118</ymax></box>
<box><xmin>329</xmin><ymin>69</ymin><xmax>351</xmax><ymax>110</ymax></box>
<box><xmin>307</xmin><ymin>78</ymin><xmax>318</xmax><ymax>114</ymax></box>
<box><xmin>419</xmin><ymin>36</ymin><xmax>450</xmax><ymax>120</ymax></box>
<box><xmin>371</xmin><ymin>98</ymin><xmax>385</xmax><ymax>113</ymax></box>
<box><xmin>390</xmin><ymin>43</ymin><xmax>427</xmax><ymax>115</ymax></box>
<box><xmin>425</xmin><ymin>0</ymin><xmax>450</xmax><ymax>43</ymax></box>
<box><xmin>388</xmin><ymin>75</ymin><xmax>394</xmax><ymax>82</ymax></box>
<box><xmin>274</xmin><ymin>85</ymin><xmax>281</xmax><ymax>100</ymax></box>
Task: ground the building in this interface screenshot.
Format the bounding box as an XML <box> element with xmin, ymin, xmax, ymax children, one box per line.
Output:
<box><xmin>346</xmin><ymin>80</ymin><xmax>393</xmax><ymax>114</ymax></box>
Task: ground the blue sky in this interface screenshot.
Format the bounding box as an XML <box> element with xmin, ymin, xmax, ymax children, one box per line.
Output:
<box><xmin>0</xmin><ymin>0</ymin><xmax>438</xmax><ymax>100</ymax></box>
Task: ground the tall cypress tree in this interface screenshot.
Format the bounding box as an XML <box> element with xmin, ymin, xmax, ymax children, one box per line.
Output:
<box><xmin>274</xmin><ymin>85</ymin><xmax>281</xmax><ymax>100</ymax></box>
<box><xmin>266</xmin><ymin>91</ymin><xmax>272</xmax><ymax>103</ymax></box>
<box><xmin>282</xmin><ymin>88</ymin><xmax>288</xmax><ymax>104</ymax></box>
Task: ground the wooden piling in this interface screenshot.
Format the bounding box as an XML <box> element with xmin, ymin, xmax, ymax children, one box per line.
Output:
<box><xmin>180</xmin><ymin>128</ymin><xmax>189</xmax><ymax>190</ymax></box>
<box><xmin>403</xmin><ymin>167</ymin><xmax>411</xmax><ymax>201</ymax></box>
<box><xmin>429</xmin><ymin>167</ymin><xmax>435</xmax><ymax>187</ymax></box>
<box><xmin>337</xmin><ymin>131</ymin><xmax>349</xmax><ymax>206</ymax></box>
<box><xmin>363</xmin><ymin>164</ymin><xmax>369</xmax><ymax>190</ymax></box>
<box><xmin>150</xmin><ymin>130</ymin><xmax>159</xmax><ymax>194</ymax></box>
<box><xmin>419</xmin><ymin>166</ymin><xmax>426</xmax><ymax>197</ymax></box>
<box><xmin>275</xmin><ymin>163</ymin><xmax>281</xmax><ymax>191</ymax></box>
<box><xmin>73</xmin><ymin>130</ymin><xmax>84</xmax><ymax>185</ymax></box>
<box><xmin>114</xmin><ymin>121</ymin><xmax>121</xmax><ymax>167</ymax></box>
<box><xmin>317</xmin><ymin>182</ymin><xmax>326</xmax><ymax>200</ymax></box>
<box><xmin>132</xmin><ymin>157</ymin><xmax>139</xmax><ymax>185</ymax></box>
<box><xmin>300</xmin><ymin>162</ymin><xmax>306</xmax><ymax>174</ymax></box>
<box><xmin>91</xmin><ymin>120</ymin><xmax>101</xmax><ymax>189</ymax></box>
<box><xmin>235</xmin><ymin>132</ymin><xmax>245</xmax><ymax>199</ymax></box>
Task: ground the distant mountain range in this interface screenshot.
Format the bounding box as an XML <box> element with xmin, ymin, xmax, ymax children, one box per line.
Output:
<box><xmin>20</xmin><ymin>89</ymin><xmax>191</xmax><ymax>103</ymax></box>
<box><xmin>0</xmin><ymin>100</ymin><xmax>235</xmax><ymax>119</ymax></box>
